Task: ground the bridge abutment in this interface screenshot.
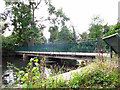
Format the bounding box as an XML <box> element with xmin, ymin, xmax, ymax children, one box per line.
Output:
<box><xmin>23</xmin><ymin>54</ymin><xmax>28</xmax><ymax>61</ymax></box>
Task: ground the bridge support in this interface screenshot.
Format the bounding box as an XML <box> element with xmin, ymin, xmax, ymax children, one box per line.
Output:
<box><xmin>23</xmin><ymin>54</ymin><xmax>28</xmax><ymax>61</ymax></box>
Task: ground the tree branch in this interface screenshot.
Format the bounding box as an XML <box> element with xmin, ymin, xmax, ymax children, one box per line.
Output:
<box><xmin>35</xmin><ymin>0</ymin><xmax>42</xmax><ymax>9</ymax></box>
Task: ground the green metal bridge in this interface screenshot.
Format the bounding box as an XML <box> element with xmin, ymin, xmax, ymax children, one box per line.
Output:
<box><xmin>15</xmin><ymin>40</ymin><xmax>112</xmax><ymax>61</ymax></box>
<box><xmin>15</xmin><ymin>34</ymin><xmax>119</xmax><ymax>60</ymax></box>
<box><xmin>15</xmin><ymin>40</ymin><xmax>110</xmax><ymax>53</ymax></box>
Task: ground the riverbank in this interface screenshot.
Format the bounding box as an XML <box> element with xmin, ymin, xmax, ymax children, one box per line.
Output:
<box><xmin>2</xmin><ymin>56</ymin><xmax>119</xmax><ymax>89</ymax></box>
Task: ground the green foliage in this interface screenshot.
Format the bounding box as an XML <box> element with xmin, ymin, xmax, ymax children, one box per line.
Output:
<box><xmin>48</xmin><ymin>5</ymin><xmax>71</xmax><ymax>43</ymax></box>
<box><xmin>48</xmin><ymin>5</ymin><xmax>69</xmax><ymax>25</ymax></box>
<box><xmin>2</xmin><ymin>35</ymin><xmax>15</xmax><ymax>51</ymax></box>
<box><xmin>88</xmin><ymin>16</ymin><xmax>103</xmax><ymax>39</ymax></box>
<box><xmin>3</xmin><ymin>0</ymin><xmax>71</xmax><ymax>46</ymax></box>
<box><xmin>103</xmin><ymin>24</ymin><xmax>111</xmax><ymax>35</ymax></box>
<box><xmin>6</xmin><ymin>57</ymin><xmax>65</xmax><ymax>88</ymax></box>
<box><xmin>55</xmin><ymin>26</ymin><xmax>74</xmax><ymax>43</ymax></box>
<box><xmin>89</xmin><ymin>24</ymin><xmax>103</xmax><ymax>39</ymax></box>
<box><xmin>49</xmin><ymin>25</ymin><xmax>58</xmax><ymax>43</ymax></box>
<box><xmin>88</xmin><ymin>16</ymin><xmax>111</xmax><ymax>39</ymax></box>
<box><xmin>3</xmin><ymin>1</ymin><xmax>41</xmax><ymax>46</ymax></box>
<box><xmin>12</xmin><ymin>2</ymin><xmax>39</xmax><ymax>46</ymax></box>
<box><xmin>104</xmin><ymin>24</ymin><xmax>120</xmax><ymax>37</ymax></box>
<box><xmin>67</xmin><ymin>58</ymin><xmax>119</xmax><ymax>88</ymax></box>
<box><xmin>5</xmin><ymin>56</ymin><xmax>119</xmax><ymax>89</ymax></box>
<box><xmin>49</xmin><ymin>25</ymin><xmax>74</xmax><ymax>43</ymax></box>
<box><xmin>79</xmin><ymin>32</ymin><xmax>89</xmax><ymax>41</ymax></box>
<box><xmin>2</xmin><ymin>35</ymin><xmax>15</xmax><ymax>57</ymax></box>
<box><xmin>14</xmin><ymin>58</ymin><xmax>42</xmax><ymax>88</ymax></box>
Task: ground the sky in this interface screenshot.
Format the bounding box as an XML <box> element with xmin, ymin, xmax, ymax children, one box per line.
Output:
<box><xmin>52</xmin><ymin>0</ymin><xmax>119</xmax><ymax>33</ymax></box>
<box><xmin>0</xmin><ymin>0</ymin><xmax>120</xmax><ymax>39</ymax></box>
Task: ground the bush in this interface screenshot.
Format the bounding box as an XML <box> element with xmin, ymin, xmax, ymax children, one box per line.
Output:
<box><xmin>68</xmin><ymin>58</ymin><xmax>119</xmax><ymax>88</ymax></box>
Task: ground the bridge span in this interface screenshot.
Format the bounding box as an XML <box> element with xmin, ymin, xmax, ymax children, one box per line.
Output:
<box><xmin>15</xmin><ymin>51</ymin><xmax>110</xmax><ymax>61</ymax></box>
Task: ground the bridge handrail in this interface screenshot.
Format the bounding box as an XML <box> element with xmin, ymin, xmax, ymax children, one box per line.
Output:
<box><xmin>15</xmin><ymin>40</ymin><xmax>110</xmax><ymax>53</ymax></box>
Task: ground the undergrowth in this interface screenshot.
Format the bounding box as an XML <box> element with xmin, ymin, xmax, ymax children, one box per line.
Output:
<box><xmin>3</xmin><ymin>56</ymin><xmax>120</xmax><ymax>89</ymax></box>
<box><xmin>69</xmin><ymin>58</ymin><xmax>120</xmax><ymax>89</ymax></box>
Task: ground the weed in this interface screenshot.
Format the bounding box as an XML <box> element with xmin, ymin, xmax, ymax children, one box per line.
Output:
<box><xmin>3</xmin><ymin>55</ymin><xmax>119</xmax><ymax>89</ymax></box>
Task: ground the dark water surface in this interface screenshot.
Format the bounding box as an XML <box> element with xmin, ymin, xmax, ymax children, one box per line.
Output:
<box><xmin>2</xmin><ymin>56</ymin><xmax>28</xmax><ymax>74</ymax></box>
<box><xmin>2</xmin><ymin>56</ymin><xmax>79</xmax><ymax>74</ymax></box>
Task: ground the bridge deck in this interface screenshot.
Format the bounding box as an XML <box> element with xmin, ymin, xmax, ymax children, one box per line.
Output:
<box><xmin>15</xmin><ymin>51</ymin><xmax>110</xmax><ymax>57</ymax></box>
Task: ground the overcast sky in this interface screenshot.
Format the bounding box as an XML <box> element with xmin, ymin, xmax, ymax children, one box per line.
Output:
<box><xmin>52</xmin><ymin>0</ymin><xmax>120</xmax><ymax>33</ymax></box>
<box><xmin>0</xmin><ymin>0</ymin><xmax>120</xmax><ymax>38</ymax></box>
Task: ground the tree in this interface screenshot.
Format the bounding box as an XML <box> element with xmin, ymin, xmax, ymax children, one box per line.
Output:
<box><xmin>71</xmin><ymin>25</ymin><xmax>77</xmax><ymax>43</ymax></box>
<box><xmin>79</xmin><ymin>32</ymin><xmax>88</xmax><ymax>41</ymax></box>
<box><xmin>54</xmin><ymin>26</ymin><xmax>74</xmax><ymax>43</ymax></box>
<box><xmin>2</xmin><ymin>1</ymin><xmax>43</xmax><ymax>46</ymax></box>
<box><xmin>88</xmin><ymin>16</ymin><xmax>103</xmax><ymax>39</ymax></box>
<box><xmin>103</xmin><ymin>24</ymin><xmax>111</xmax><ymax>35</ymax></box>
<box><xmin>2</xmin><ymin>0</ymin><xmax>71</xmax><ymax>46</ymax></box>
<box><xmin>48</xmin><ymin>25</ymin><xmax>58</xmax><ymax>43</ymax></box>
<box><xmin>47</xmin><ymin>6</ymin><xmax>75</xmax><ymax>44</ymax></box>
<box><xmin>48</xmin><ymin>7</ymin><xmax>70</xmax><ymax>43</ymax></box>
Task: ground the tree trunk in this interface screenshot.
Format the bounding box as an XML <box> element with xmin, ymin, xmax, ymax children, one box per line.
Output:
<box><xmin>30</xmin><ymin>36</ymin><xmax>34</xmax><ymax>46</ymax></box>
<box><xmin>24</xmin><ymin>33</ymin><xmax>34</xmax><ymax>46</ymax></box>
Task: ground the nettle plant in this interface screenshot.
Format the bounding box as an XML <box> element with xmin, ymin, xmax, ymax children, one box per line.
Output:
<box><xmin>13</xmin><ymin>57</ymin><xmax>65</xmax><ymax>88</ymax></box>
<box><xmin>15</xmin><ymin>57</ymin><xmax>47</xmax><ymax>88</ymax></box>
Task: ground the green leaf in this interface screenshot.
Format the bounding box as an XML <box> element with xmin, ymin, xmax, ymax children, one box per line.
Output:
<box><xmin>34</xmin><ymin>59</ymin><xmax>39</xmax><ymax>63</ymax></box>
<box><xmin>35</xmin><ymin>63</ymin><xmax>39</xmax><ymax>67</ymax></box>
<box><xmin>106</xmin><ymin>74</ymin><xmax>109</xmax><ymax>77</ymax></box>
<box><xmin>18</xmin><ymin>70</ymin><xmax>24</xmax><ymax>75</ymax></box>
<box><xmin>32</xmin><ymin>67</ymin><xmax>39</xmax><ymax>72</ymax></box>
<box><xmin>33</xmin><ymin>76</ymin><xmax>39</xmax><ymax>80</ymax></box>
<box><xmin>28</xmin><ymin>62</ymin><xmax>31</xmax><ymax>66</ymax></box>
<box><xmin>24</xmin><ymin>73</ymin><xmax>28</xmax><ymax>78</ymax></box>
<box><xmin>21</xmin><ymin>77</ymin><xmax>26</xmax><ymax>82</ymax></box>
<box><xmin>17</xmin><ymin>77</ymin><xmax>20</xmax><ymax>82</ymax></box>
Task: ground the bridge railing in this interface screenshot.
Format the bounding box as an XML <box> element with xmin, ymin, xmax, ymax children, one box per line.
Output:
<box><xmin>15</xmin><ymin>40</ymin><xmax>110</xmax><ymax>53</ymax></box>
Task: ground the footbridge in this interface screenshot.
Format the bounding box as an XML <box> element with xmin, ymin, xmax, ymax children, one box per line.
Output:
<box><xmin>15</xmin><ymin>40</ymin><xmax>110</xmax><ymax>61</ymax></box>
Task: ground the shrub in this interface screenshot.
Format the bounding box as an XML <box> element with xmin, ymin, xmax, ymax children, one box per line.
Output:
<box><xmin>67</xmin><ymin>57</ymin><xmax>119</xmax><ymax>88</ymax></box>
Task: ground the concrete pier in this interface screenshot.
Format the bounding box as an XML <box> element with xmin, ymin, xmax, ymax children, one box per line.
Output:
<box><xmin>23</xmin><ymin>54</ymin><xmax>28</xmax><ymax>61</ymax></box>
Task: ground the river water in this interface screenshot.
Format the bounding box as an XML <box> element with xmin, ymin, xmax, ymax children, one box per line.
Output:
<box><xmin>2</xmin><ymin>56</ymin><xmax>29</xmax><ymax>88</ymax></box>
<box><xmin>2</xmin><ymin>56</ymin><xmax>28</xmax><ymax>73</ymax></box>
